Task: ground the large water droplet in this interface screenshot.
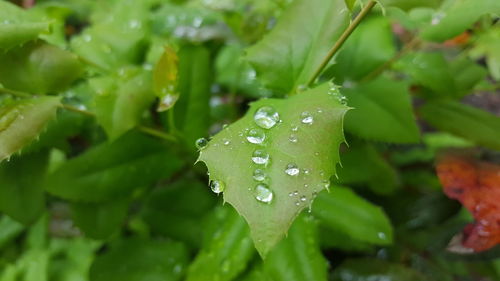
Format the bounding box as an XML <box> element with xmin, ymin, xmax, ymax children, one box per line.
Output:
<box><xmin>255</xmin><ymin>184</ymin><xmax>273</xmax><ymax>203</ymax></box>
<box><xmin>246</xmin><ymin>128</ymin><xmax>265</xmax><ymax>144</ymax></box>
<box><xmin>210</xmin><ymin>180</ymin><xmax>225</xmax><ymax>194</ymax></box>
<box><xmin>195</xmin><ymin>138</ymin><xmax>208</xmax><ymax>150</ymax></box>
<box><xmin>253</xmin><ymin>169</ymin><xmax>267</xmax><ymax>181</ymax></box>
<box><xmin>254</xmin><ymin>106</ymin><xmax>280</xmax><ymax>129</ymax></box>
<box><xmin>285</xmin><ymin>164</ymin><xmax>300</xmax><ymax>176</ymax></box>
<box><xmin>301</xmin><ymin>111</ymin><xmax>314</xmax><ymax>125</ymax></box>
<box><xmin>252</xmin><ymin>149</ymin><xmax>270</xmax><ymax>165</ymax></box>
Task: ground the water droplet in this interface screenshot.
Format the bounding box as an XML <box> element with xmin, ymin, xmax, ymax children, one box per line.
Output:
<box><xmin>303</xmin><ymin>169</ymin><xmax>310</xmax><ymax>175</ymax></box>
<box><xmin>254</xmin><ymin>106</ymin><xmax>280</xmax><ymax>129</ymax></box>
<box><xmin>295</xmin><ymin>201</ymin><xmax>300</xmax><ymax>206</ymax></box>
<box><xmin>222</xmin><ymin>138</ymin><xmax>230</xmax><ymax>145</ymax></box>
<box><xmin>297</xmin><ymin>84</ymin><xmax>307</xmax><ymax>92</ymax></box>
<box><xmin>293</xmin><ymin>191</ymin><xmax>299</xmax><ymax>196</ymax></box>
<box><xmin>317</xmin><ymin>108</ymin><xmax>323</xmax><ymax>113</ymax></box>
<box><xmin>195</xmin><ymin>138</ymin><xmax>208</xmax><ymax>150</ymax></box>
<box><xmin>210</xmin><ymin>180</ymin><xmax>225</xmax><ymax>194</ymax></box>
<box><xmin>289</xmin><ymin>134</ymin><xmax>298</xmax><ymax>143</ymax></box>
<box><xmin>300</xmin><ymin>111</ymin><xmax>314</xmax><ymax>124</ymax></box>
<box><xmin>255</xmin><ymin>184</ymin><xmax>273</xmax><ymax>203</ymax></box>
<box><xmin>252</xmin><ymin>149</ymin><xmax>270</xmax><ymax>165</ymax></box>
<box><xmin>300</xmin><ymin>195</ymin><xmax>307</xmax><ymax>202</ymax></box>
<box><xmin>314</xmin><ymin>152</ymin><xmax>320</xmax><ymax>156</ymax></box>
<box><xmin>328</xmin><ymin>83</ymin><xmax>348</xmax><ymax>105</ymax></box>
<box><xmin>323</xmin><ymin>179</ymin><xmax>330</xmax><ymax>189</ymax></box>
<box><xmin>304</xmin><ymin>184</ymin><xmax>309</xmax><ymax>188</ymax></box>
<box><xmin>285</xmin><ymin>163</ymin><xmax>300</xmax><ymax>176</ymax></box>
<box><xmin>246</xmin><ymin>128</ymin><xmax>265</xmax><ymax>144</ymax></box>
<box><xmin>291</xmin><ymin>125</ymin><xmax>298</xmax><ymax>132</ymax></box>
<box><xmin>377</xmin><ymin>232</ymin><xmax>387</xmax><ymax>240</ymax></box>
<box><xmin>253</xmin><ymin>169</ymin><xmax>267</xmax><ymax>181</ymax></box>
<box><xmin>128</xmin><ymin>19</ymin><xmax>142</xmax><ymax>29</ymax></box>
<box><xmin>288</xmin><ymin>192</ymin><xmax>294</xmax><ymax>197</ymax></box>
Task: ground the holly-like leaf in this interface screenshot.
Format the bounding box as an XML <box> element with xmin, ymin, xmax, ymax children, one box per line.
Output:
<box><xmin>198</xmin><ymin>83</ymin><xmax>349</xmax><ymax>256</ymax></box>
<box><xmin>90</xmin><ymin>67</ymin><xmax>156</xmax><ymax>140</ymax></box>
<box><xmin>419</xmin><ymin>100</ymin><xmax>500</xmax><ymax>150</ymax></box>
<box><xmin>153</xmin><ymin>46</ymin><xmax>179</xmax><ymax>112</ymax></box>
<box><xmin>44</xmin><ymin>131</ymin><xmax>183</xmax><ymax>202</ymax></box>
<box><xmin>0</xmin><ymin>42</ymin><xmax>83</xmax><ymax>95</ymax></box>
<box><xmin>246</xmin><ymin>0</ymin><xmax>350</xmax><ymax>94</ymax></box>
<box><xmin>0</xmin><ymin>0</ymin><xmax>50</xmax><ymax>50</ymax></box>
<box><xmin>343</xmin><ymin>77</ymin><xmax>420</xmax><ymax>143</ymax></box>
<box><xmin>0</xmin><ymin>96</ymin><xmax>61</xmax><ymax>162</ymax></box>
<box><xmin>186</xmin><ymin>206</ymin><xmax>255</xmax><ymax>281</ymax></box>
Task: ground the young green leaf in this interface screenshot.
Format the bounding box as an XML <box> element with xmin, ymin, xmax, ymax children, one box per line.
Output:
<box><xmin>198</xmin><ymin>83</ymin><xmax>349</xmax><ymax>256</ymax></box>
<box><xmin>470</xmin><ymin>25</ymin><xmax>500</xmax><ymax>81</ymax></box>
<box><xmin>89</xmin><ymin>238</ymin><xmax>189</xmax><ymax>281</ymax></box>
<box><xmin>0</xmin><ymin>151</ymin><xmax>48</xmax><ymax>225</ymax></box>
<box><xmin>186</xmin><ymin>206</ymin><xmax>255</xmax><ymax>281</ymax></box>
<box><xmin>44</xmin><ymin>131</ymin><xmax>183</xmax><ymax>202</ymax></box>
<box><xmin>0</xmin><ymin>215</ymin><xmax>25</xmax><ymax>250</ymax></box>
<box><xmin>154</xmin><ymin>46</ymin><xmax>179</xmax><ymax>111</ymax></box>
<box><xmin>90</xmin><ymin>67</ymin><xmax>156</xmax><ymax>140</ymax></box>
<box><xmin>246</xmin><ymin>0</ymin><xmax>350</xmax><ymax>94</ymax></box>
<box><xmin>71</xmin><ymin>198</ymin><xmax>129</xmax><ymax>239</ymax></box>
<box><xmin>343</xmin><ymin>77</ymin><xmax>420</xmax><ymax>143</ymax></box>
<box><xmin>311</xmin><ymin>186</ymin><xmax>393</xmax><ymax>245</ymax></box>
<box><xmin>0</xmin><ymin>96</ymin><xmax>61</xmax><ymax>162</ymax></box>
<box><xmin>419</xmin><ymin>100</ymin><xmax>500</xmax><ymax>150</ymax></box>
<box><xmin>264</xmin><ymin>215</ymin><xmax>328</xmax><ymax>281</ymax></box>
<box><xmin>0</xmin><ymin>42</ymin><xmax>83</xmax><ymax>94</ymax></box>
<box><xmin>0</xmin><ymin>1</ymin><xmax>50</xmax><ymax>50</ymax></box>
<box><xmin>420</xmin><ymin>0</ymin><xmax>500</xmax><ymax>42</ymax></box>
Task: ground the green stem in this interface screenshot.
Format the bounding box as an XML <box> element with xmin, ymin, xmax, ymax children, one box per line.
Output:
<box><xmin>306</xmin><ymin>0</ymin><xmax>377</xmax><ymax>86</ymax></box>
<box><xmin>61</xmin><ymin>104</ymin><xmax>177</xmax><ymax>142</ymax></box>
<box><xmin>0</xmin><ymin>88</ymin><xmax>33</xmax><ymax>98</ymax></box>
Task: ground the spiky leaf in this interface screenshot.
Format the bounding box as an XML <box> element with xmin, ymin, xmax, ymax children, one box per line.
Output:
<box><xmin>0</xmin><ymin>96</ymin><xmax>61</xmax><ymax>162</ymax></box>
<box><xmin>198</xmin><ymin>83</ymin><xmax>348</xmax><ymax>256</ymax></box>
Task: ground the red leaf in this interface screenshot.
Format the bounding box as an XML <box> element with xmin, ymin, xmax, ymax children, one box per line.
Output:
<box><xmin>436</xmin><ymin>153</ymin><xmax>500</xmax><ymax>252</ymax></box>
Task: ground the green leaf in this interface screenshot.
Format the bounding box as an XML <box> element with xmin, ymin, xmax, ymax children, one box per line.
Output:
<box><xmin>335</xmin><ymin>142</ymin><xmax>399</xmax><ymax>194</ymax></box>
<box><xmin>312</xmin><ymin>186</ymin><xmax>393</xmax><ymax>245</ymax></box>
<box><xmin>153</xmin><ymin>46</ymin><xmax>179</xmax><ymax>112</ymax></box>
<box><xmin>44</xmin><ymin>131</ymin><xmax>183</xmax><ymax>202</ymax></box>
<box><xmin>0</xmin><ymin>96</ymin><xmax>61</xmax><ymax>162</ymax></box>
<box><xmin>396</xmin><ymin>52</ymin><xmax>457</xmax><ymax>98</ymax></box>
<box><xmin>419</xmin><ymin>100</ymin><xmax>500</xmax><ymax>150</ymax></box>
<box><xmin>172</xmin><ymin>45</ymin><xmax>212</xmax><ymax>149</ymax></box>
<box><xmin>449</xmin><ymin>56</ymin><xmax>488</xmax><ymax>96</ymax></box>
<box><xmin>0</xmin><ymin>151</ymin><xmax>48</xmax><ymax>225</ymax></box>
<box><xmin>142</xmin><ymin>180</ymin><xmax>216</xmax><ymax>248</ymax></box>
<box><xmin>378</xmin><ymin>0</ymin><xmax>444</xmax><ymax>10</ymax></box>
<box><xmin>345</xmin><ymin>0</ymin><xmax>357</xmax><ymax>11</ymax></box>
<box><xmin>0</xmin><ymin>42</ymin><xmax>83</xmax><ymax>94</ymax></box>
<box><xmin>0</xmin><ymin>0</ymin><xmax>50</xmax><ymax>50</ymax></box>
<box><xmin>331</xmin><ymin>259</ymin><xmax>426</xmax><ymax>281</ymax></box>
<box><xmin>89</xmin><ymin>238</ymin><xmax>189</xmax><ymax>281</ymax></box>
<box><xmin>246</xmin><ymin>0</ymin><xmax>350</xmax><ymax>94</ymax></box>
<box><xmin>186</xmin><ymin>206</ymin><xmax>255</xmax><ymax>281</ymax></box>
<box><xmin>71</xmin><ymin>198</ymin><xmax>129</xmax><ymax>239</ymax></box>
<box><xmin>470</xmin><ymin>25</ymin><xmax>500</xmax><ymax>81</ymax></box>
<box><xmin>343</xmin><ymin>77</ymin><xmax>420</xmax><ymax>143</ymax></box>
<box><xmin>199</xmin><ymin>83</ymin><xmax>348</xmax><ymax>256</ymax></box>
<box><xmin>420</xmin><ymin>0</ymin><xmax>500</xmax><ymax>42</ymax></box>
<box><xmin>325</xmin><ymin>16</ymin><xmax>397</xmax><ymax>82</ymax></box>
<box><xmin>264</xmin><ymin>215</ymin><xmax>328</xmax><ymax>281</ymax></box>
<box><xmin>90</xmin><ymin>67</ymin><xmax>156</xmax><ymax>140</ymax></box>
<box><xmin>0</xmin><ymin>215</ymin><xmax>25</xmax><ymax>250</ymax></box>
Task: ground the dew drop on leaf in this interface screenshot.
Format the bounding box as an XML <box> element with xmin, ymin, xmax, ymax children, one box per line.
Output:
<box><xmin>252</xmin><ymin>149</ymin><xmax>270</xmax><ymax>165</ymax></box>
<box><xmin>285</xmin><ymin>163</ymin><xmax>300</xmax><ymax>176</ymax></box>
<box><xmin>291</xmin><ymin>125</ymin><xmax>298</xmax><ymax>132</ymax></box>
<box><xmin>210</xmin><ymin>180</ymin><xmax>225</xmax><ymax>194</ymax></box>
<box><xmin>195</xmin><ymin>138</ymin><xmax>208</xmax><ymax>150</ymax></box>
<box><xmin>222</xmin><ymin>138</ymin><xmax>230</xmax><ymax>145</ymax></box>
<box><xmin>300</xmin><ymin>195</ymin><xmax>307</xmax><ymax>202</ymax></box>
<box><xmin>246</xmin><ymin>128</ymin><xmax>266</xmax><ymax>144</ymax></box>
<box><xmin>254</xmin><ymin>106</ymin><xmax>280</xmax><ymax>129</ymax></box>
<box><xmin>255</xmin><ymin>183</ymin><xmax>273</xmax><ymax>203</ymax></box>
<box><xmin>253</xmin><ymin>169</ymin><xmax>267</xmax><ymax>181</ymax></box>
<box><xmin>300</xmin><ymin>111</ymin><xmax>314</xmax><ymax>125</ymax></box>
<box><xmin>288</xmin><ymin>134</ymin><xmax>298</xmax><ymax>143</ymax></box>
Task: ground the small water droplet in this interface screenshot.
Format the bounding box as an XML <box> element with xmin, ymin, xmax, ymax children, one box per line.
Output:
<box><xmin>253</xmin><ymin>169</ymin><xmax>267</xmax><ymax>181</ymax></box>
<box><xmin>222</xmin><ymin>138</ymin><xmax>230</xmax><ymax>145</ymax></box>
<box><xmin>303</xmin><ymin>169</ymin><xmax>310</xmax><ymax>175</ymax></box>
<box><xmin>246</xmin><ymin>128</ymin><xmax>265</xmax><ymax>144</ymax></box>
<box><xmin>328</xmin><ymin>83</ymin><xmax>348</xmax><ymax>105</ymax></box>
<box><xmin>252</xmin><ymin>149</ymin><xmax>270</xmax><ymax>165</ymax></box>
<box><xmin>293</xmin><ymin>191</ymin><xmax>299</xmax><ymax>196</ymax></box>
<box><xmin>317</xmin><ymin>108</ymin><xmax>323</xmax><ymax>113</ymax></box>
<box><xmin>304</xmin><ymin>184</ymin><xmax>309</xmax><ymax>188</ymax></box>
<box><xmin>285</xmin><ymin>163</ymin><xmax>300</xmax><ymax>176</ymax></box>
<box><xmin>195</xmin><ymin>138</ymin><xmax>208</xmax><ymax>150</ymax></box>
<box><xmin>301</xmin><ymin>111</ymin><xmax>314</xmax><ymax>124</ymax></box>
<box><xmin>288</xmin><ymin>192</ymin><xmax>294</xmax><ymax>197</ymax></box>
<box><xmin>289</xmin><ymin>134</ymin><xmax>298</xmax><ymax>143</ymax></box>
<box><xmin>255</xmin><ymin>184</ymin><xmax>273</xmax><ymax>203</ymax></box>
<box><xmin>291</xmin><ymin>125</ymin><xmax>298</xmax><ymax>132</ymax></box>
<box><xmin>295</xmin><ymin>201</ymin><xmax>300</xmax><ymax>206</ymax></box>
<box><xmin>210</xmin><ymin>180</ymin><xmax>225</xmax><ymax>194</ymax></box>
<box><xmin>300</xmin><ymin>195</ymin><xmax>307</xmax><ymax>202</ymax></box>
<box><xmin>297</xmin><ymin>84</ymin><xmax>307</xmax><ymax>92</ymax></box>
<box><xmin>314</xmin><ymin>152</ymin><xmax>320</xmax><ymax>156</ymax></box>
<box><xmin>323</xmin><ymin>179</ymin><xmax>330</xmax><ymax>189</ymax></box>
<box><xmin>378</xmin><ymin>232</ymin><xmax>387</xmax><ymax>240</ymax></box>
<box><xmin>254</xmin><ymin>106</ymin><xmax>280</xmax><ymax>129</ymax></box>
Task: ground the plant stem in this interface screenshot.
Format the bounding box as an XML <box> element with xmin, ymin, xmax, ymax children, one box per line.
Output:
<box><xmin>61</xmin><ymin>104</ymin><xmax>177</xmax><ymax>142</ymax></box>
<box><xmin>0</xmin><ymin>87</ymin><xmax>33</xmax><ymax>98</ymax></box>
<box><xmin>306</xmin><ymin>0</ymin><xmax>377</xmax><ymax>87</ymax></box>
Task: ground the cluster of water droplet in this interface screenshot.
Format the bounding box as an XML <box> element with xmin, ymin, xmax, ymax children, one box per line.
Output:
<box><xmin>328</xmin><ymin>83</ymin><xmax>348</xmax><ymax>105</ymax></box>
